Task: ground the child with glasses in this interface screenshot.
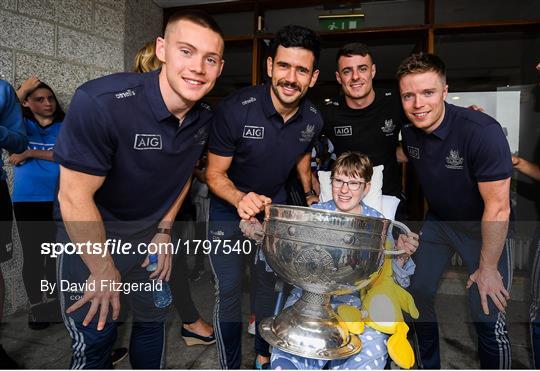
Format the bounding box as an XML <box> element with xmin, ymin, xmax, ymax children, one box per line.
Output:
<box><xmin>270</xmin><ymin>151</ymin><xmax>419</xmax><ymax>370</ymax></box>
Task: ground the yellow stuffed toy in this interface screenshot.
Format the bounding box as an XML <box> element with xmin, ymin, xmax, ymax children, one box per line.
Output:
<box><xmin>337</xmin><ymin>240</ymin><xmax>419</xmax><ymax>369</ymax></box>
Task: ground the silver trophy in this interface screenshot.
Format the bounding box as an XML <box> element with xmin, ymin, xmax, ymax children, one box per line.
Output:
<box><xmin>258</xmin><ymin>204</ymin><xmax>411</xmax><ymax>360</ymax></box>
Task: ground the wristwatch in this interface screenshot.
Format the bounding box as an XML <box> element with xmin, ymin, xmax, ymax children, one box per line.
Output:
<box><xmin>304</xmin><ymin>189</ymin><xmax>316</xmax><ymax>197</ymax></box>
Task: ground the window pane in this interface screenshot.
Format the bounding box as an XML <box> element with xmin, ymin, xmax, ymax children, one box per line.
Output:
<box><xmin>211</xmin><ymin>43</ymin><xmax>252</xmax><ymax>99</ymax></box>
<box><xmin>435</xmin><ymin>0</ymin><xmax>540</xmax><ymax>23</ymax></box>
<box><xmin>213</xmin><ymin>12</ymin><xmax>254</xmax><ymax>36</ymax></box>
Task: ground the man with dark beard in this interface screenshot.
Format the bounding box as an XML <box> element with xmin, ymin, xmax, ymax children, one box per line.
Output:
<box><xmin>205</xmin><ymin>25</ymin><xmax>322</xmax><ymax>369</ymax></box>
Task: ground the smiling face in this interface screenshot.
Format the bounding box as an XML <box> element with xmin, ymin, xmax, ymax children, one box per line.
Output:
<box><xmin>267</xmin><ymin>45</ymin><xmax>319</xmax><ymax>112</ymax></box>
<box><xmin>23</xmin><ymin>87</ymin><xmax>56</xmax><ymax>121</ymax></box>
<box><xmin>336</xmin><ymin>54</ymin><xmax>376</xmax><ymax>108</ymax></box>
<box><xmin>156</xmin><ymin>19</ymin><xmax>224</xmax><ymax>108</ymax></box>
<box><xmin>331</xmin><ymin>171</ymin><xmax>371</xmax><ymax>214</ymax></box>
<box><xmin>399</xmin><ymin>70</ymin><xmax>448</xmax><ymax>134</ymax></box>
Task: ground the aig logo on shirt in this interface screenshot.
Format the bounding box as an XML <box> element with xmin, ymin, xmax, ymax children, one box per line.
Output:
<box><xmin>243</xmin><ymin>125</ymin><xmax>264</xmax><ymax>139</ymax></box>
<box><xmin>334</xmin><ymin>125</ymin><xmax>352</xmax><ymax>136</ymax></box>
<box><xmin>133</xmin><ymin>134</ymin><xmax>162</xmax><ymax>150</ymax></box>
<box><xmin>407</xmin><ymin>146</ymin><xmax>420</xmax><ymax>159</ymax></box>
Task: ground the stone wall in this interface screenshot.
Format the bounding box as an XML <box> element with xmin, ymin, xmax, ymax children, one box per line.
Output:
<box><xmin>0</xmin><ymin>0</ymin><xmax>162</xmax><ymax>315</ymax></box>
<box><xmin>124</xmin><ymin>0</ymin><xmax>163</xmax><ymax>72</ymax></box>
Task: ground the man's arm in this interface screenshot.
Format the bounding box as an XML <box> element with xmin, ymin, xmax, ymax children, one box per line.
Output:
<box><xmin>467</xmin><ymin>178</ymin><xmax>511</xmax><ymax>315</ymax></box>
<box><xmin>141</xmin><ymin>176</ymin><xmax>193</xmax><ymax>281</ymax></box>
<box><xmin>57</xmin><ymin>165</ymin><xmax>121</xmax><ymax>331</ymax></box>
<box><xmin>0</xmin><ymin>82</ymin><xmax>27</xmax><ymax>153</ymax></box>
<box><xmin>396</xmin><ymin>145</ymin><xmax>408</xmax><ymax>163</ymax></box>
<box><xmin>296</xmin><ymin>152</ymin><xmax>318</xmax><ymax>205</ymax></box>
<box><xmin>512</xmin><ymin>155</ymin><xmax>540</xmax><ymax>182</ymax></box>
<box><xmin>206</xmin><ymin>152</ymin><xmax>271</xmax><ymax>219</ymax></box>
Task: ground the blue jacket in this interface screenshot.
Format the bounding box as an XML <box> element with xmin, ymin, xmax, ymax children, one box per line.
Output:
<box><xmin>12</xmin><ymin>119</ymin><xmax>61</xmax><ymax>202</ymax></box>
<box><xmin>0</xmin><ymin>80</ymin><xmax>27</xmax><ymax>180</ymax></box>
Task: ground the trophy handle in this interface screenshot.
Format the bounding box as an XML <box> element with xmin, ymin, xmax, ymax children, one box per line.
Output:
<box><xmin>254</xmin><ymin>230</ymin><xmax>265</xmax><ymax>241</ymax></box>
<box><xmin>383</xmin><ymin>220</ymin><xmax>411</xmax><ymax>255</ymax></box>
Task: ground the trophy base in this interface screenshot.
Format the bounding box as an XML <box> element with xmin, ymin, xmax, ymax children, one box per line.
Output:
<box><xmin>259</xmin><ymin>292</ymin><xmax>363</xmax><ymax>360</ymax></box>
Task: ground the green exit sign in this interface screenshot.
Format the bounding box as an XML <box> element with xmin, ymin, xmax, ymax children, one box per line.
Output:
<box><xmin>319</xmin><ymin>14</ymin><xmax>364</xmax><ymax>31</ymax></box>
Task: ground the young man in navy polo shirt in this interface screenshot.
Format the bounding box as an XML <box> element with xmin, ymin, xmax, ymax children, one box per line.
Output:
<box><xmin>53</xmin><ymin>11</ymin><xmax>224</xmax><ymax>369</ymax></box>
<box><xmin>397</xmin><ymin>53</ymin><xmax>513</xmax><ymax>369</ymax></box>
<box><xmin>205</xmin><ymin>25</ymin><xmax>323</xmax><ymax>369</ymax></box>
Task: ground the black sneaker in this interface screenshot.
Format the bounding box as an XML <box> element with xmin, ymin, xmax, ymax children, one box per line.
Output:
<box><xmin>111</xmin><ymin>347</ymin><xmax>128</xmax><ymax>367</ymax></box>
<box><xmin>0</xmin><ymin>344</ymin><xmax>20</xmax><ymax>369</ymax></box>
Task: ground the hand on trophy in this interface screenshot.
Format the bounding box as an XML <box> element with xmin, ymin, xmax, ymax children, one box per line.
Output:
<box><xmin>396</xmin><ymin>232</ymin><xmax>419</xmax><ymax>265</ymax></box>
<box><xmin>239</xmin><ymin>217</ymin><xmax>264</xmax><ymax>243</ymax></box>
<box><xmin>236</xmin><ymin>192</ymin><xmax>272</xmax><ymax>219</ymax></box>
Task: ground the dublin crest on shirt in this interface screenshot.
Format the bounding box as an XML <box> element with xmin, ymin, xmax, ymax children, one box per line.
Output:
<box><xmin>193</xmin><ymin>126</ymin><xmax>208</xmax><ymax>145</ymax></box>
<box><xmin>299</xmin><ymin>124</ymin><xmax>316</xmax><ymax>142</ymax></box>
<box><xmin>445</xmin><ymin>149</ymin><xmax>464</xmax><ymax>169</ymax></box>
<box><xmin>381</xmin><ymin>119</ymin><xmax>396</xmax><ymax>136</ymax></box>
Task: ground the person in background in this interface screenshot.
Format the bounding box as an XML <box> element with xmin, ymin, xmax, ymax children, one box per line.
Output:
<box><xmin>511</xmin><ymin>61</ymin><xmax>540</xmax><ymax>369</ymax></box>
<box><xmin>0</xmin><ymin>79</ymin><xmax>28</xmax><ymax>368</ymax></box>
<box><xmin>189</xmin><ymin>153</ymin><xmax>211</xmax><ymax>283</ymax></box>
<box><xmin>133</xmin><ymin>41</ymin><xmax>164</xmax><ymax>74</ymax></box>
<box><xmin>512</xmin><ymin>154</ymin><xmax>540</xmax><ymax>368</ymax></box>
<box><xmin>9</xmin><ymin>77</ymin><xmax>63</xmax><ymax>331</ymax></box>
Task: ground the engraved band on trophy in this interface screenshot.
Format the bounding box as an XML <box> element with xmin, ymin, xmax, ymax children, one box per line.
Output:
<box><xmin>258</xmin><ymin>204</ymin><xmax>411</xmax><ymax>360</ymax></box>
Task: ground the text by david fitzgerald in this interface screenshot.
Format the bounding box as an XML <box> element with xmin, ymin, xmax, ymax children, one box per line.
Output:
<box><xmin>41</xmin><ymin>279</ymin><xmax>162</xmax><ymax>296</ymax></box>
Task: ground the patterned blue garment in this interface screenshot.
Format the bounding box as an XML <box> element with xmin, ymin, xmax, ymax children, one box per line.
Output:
<box><xmin>271</xmin><ymin>200</ymin><xmax>415</xmax><ymax>370</ymax></box>
<box><xmin>12</xmin><ymin>118</ymin><xmax>61</xmax><ymax>202</ymax></box>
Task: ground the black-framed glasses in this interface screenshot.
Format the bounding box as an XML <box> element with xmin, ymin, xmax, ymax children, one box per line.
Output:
<box><xmin>331</xmin><ymin>177</ymin><xmax>366</xmax><ymax>191</ymax></box>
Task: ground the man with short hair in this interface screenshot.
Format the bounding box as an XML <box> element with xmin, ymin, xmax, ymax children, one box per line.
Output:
<box><xmin>321</xmin><ymin>43</ymin><xmax>406</xmax><ymax>204</ymax></box>
<box><xmin>397</xmin><ymin>52</ymin><xmax>512</xmax><ymax>369</ymax></box>
<box><xmin>205</xmin><ymin>25</ymin><xmax>323</xmax><ymax>369</ymax></box>
<box><xmin>53</xmin><ymin>11</ymin><xmax>224</xmax><ymax>368</ymax></box>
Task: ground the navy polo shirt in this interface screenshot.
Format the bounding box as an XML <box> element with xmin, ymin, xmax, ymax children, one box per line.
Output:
<box><xmin>208</xmin><ymin>83</ymin><xmax>323</xmax><ymax>203</ymax></box>
<box><xmin>402</xmin><ymin>102</ymin><xmax>512</xmax><ymax>224</ymax></box>
<box><xmin>54</xmin><ymin>69</ymin><xmax>211</xmax><ymax>234</ymax></box>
